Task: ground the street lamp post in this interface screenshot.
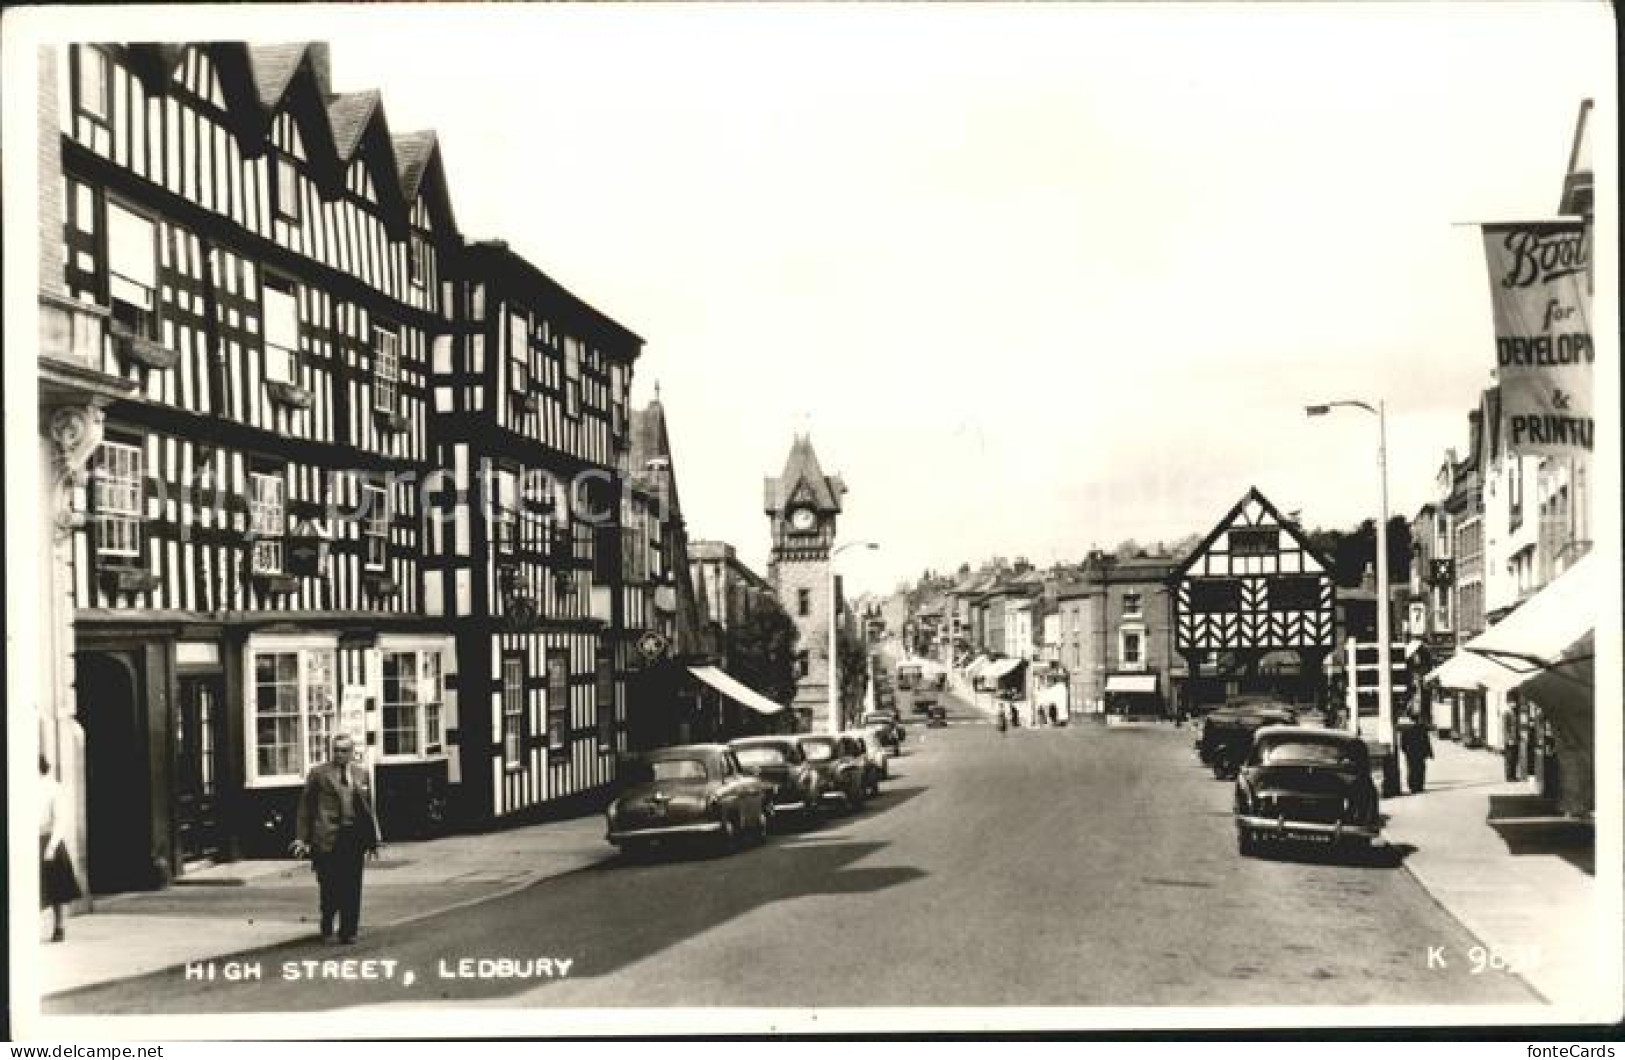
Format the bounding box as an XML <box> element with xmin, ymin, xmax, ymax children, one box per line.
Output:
<box><xmin>1306</xmin><ymin>399</ymin><xmax>1400</xmax><ymax>796</ymax></box>
<box><xmin>829</xmin><ymin>541</ymin><xmax>879</xmax><ymax>734</ymax></box>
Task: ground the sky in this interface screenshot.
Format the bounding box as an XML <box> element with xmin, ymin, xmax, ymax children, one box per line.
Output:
<box><xmin>24</xmin><ymin>3</ymin><xmax>1614</xmax><ymax>596</ymax></box>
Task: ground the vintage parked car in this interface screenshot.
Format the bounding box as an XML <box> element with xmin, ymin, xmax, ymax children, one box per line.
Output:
<box><xmin>926</xmin><ymin>704</ymin><xmax>948</xmax><ymax>728</ymax></box>
<box><xmin>1234</xmin><ymin>727</ymin><xmax>1381</xmax><ymax>857</ymax></box>
<box><xmin>729</xmin><ymin>736</ymin><xmax>824</xmax><ymax>818</ymax></box>
<box><xmin>796</xmin><ymin>734</ymin><xmax>869</xmax><ymax>811</ymax></box>
<box><xmin>1198</xmin><ymin>700</ymin><xmax>1299</xmax><ymax>778</ymax></box>
<box><xmin>846</xmin><ymin>728</ymin><xmax>891</xmax><ymax>788</ymax></box>
<box><xmin>605</xmin><ymin>744</ymin><xmax>773</xmax><ymax>856</ymax></box>
<box><xmin>849</xmin><ymin>732</ymin><xmax>887</xmax><ymax>796</ymax></box>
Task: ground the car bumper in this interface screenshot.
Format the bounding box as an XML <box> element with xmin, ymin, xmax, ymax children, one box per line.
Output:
<box><xmin>1237</xmin><ymin>815</ymin><xmax>1378</xmax><ymax>841</ymax></box>
<box><xmin>607</xmin><ymin>821</ymin><xmax>723</xmax><ymax>844</ymax></box>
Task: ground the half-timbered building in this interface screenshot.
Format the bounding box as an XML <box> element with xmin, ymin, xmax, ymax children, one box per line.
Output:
<box><xmin>51</xmin><ymin>41</ymin><xmax>462</xmax><ymax>885</ymax></box>
<box><xmin>431</xmin><ymin>239</ymin><xmax>641</xmax><ymax>823</ymax></box>
<box><xmin>1171</xmin><ymin>487</ymin><xmax>1336</xmax><ymax>712</ymax></box>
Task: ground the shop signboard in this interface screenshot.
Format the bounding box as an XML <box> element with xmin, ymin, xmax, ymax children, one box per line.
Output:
<box><xmin>1480</xmin><ymin>221</ymin><xmax>1593</xmax><ymax>456</ymax></box>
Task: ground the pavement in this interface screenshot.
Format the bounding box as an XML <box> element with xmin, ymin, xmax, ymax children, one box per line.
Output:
<box><xmin>29</xmin><ymin>813</ymin><xmax>609</xmax><ymax>998</ymax></box>
<box><xmin>25</xmin><ymin>697</ymin><xmax>1606</xmax><ymax>1017</ymax></box>
<box><xmin>1376</xmin><ymin>734</ymin><xmax>1603</xmax><ymax>1008</ymax></box>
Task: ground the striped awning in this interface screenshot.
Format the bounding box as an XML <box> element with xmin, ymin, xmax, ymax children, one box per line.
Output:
<box><xmin>688</xmin><ymin>666</ymin><xmax>786</xmax><ymax>715</ymax></box>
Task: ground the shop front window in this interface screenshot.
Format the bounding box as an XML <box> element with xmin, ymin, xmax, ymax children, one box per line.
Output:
<box><xmin>546</xmin><ymin>649</ymin><xmax>570</xmax><ymax>752</ymax></box>
<box><xmin>250</xmin><ymin>642</ymin><xmax>336</xmax><ymax>784</ymax></box>
<box><xmin>382</xmin><ymin>648</ymin><xmax>445</xmax><ymax>758</ymax></box>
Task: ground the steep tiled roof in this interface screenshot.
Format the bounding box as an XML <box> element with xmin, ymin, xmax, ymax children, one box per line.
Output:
<box><xmin>247</xmin><ymin>43</ymin><xmax>307</xmax><ymax>107</ymax></box>
<box><xmin>765</xmin><ymin>435</ymin><xmax>845</xmax><ymax>513</ymax></box>
<box><xmin>327</xmin><ymin>90</ymin><xmax>381</xmax><ymax>160</ymax></box>
<box><xmin>393</xmin><ymin>131</ymin><xmax>438</xmax><ymax>202</ymax></box>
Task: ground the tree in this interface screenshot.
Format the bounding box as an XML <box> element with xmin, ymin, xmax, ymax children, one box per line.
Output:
<box><xmin>838</xmin><ymin>625</ymin><xmax>870</xmax><ymax>719</ymax></box>
<box><xmin>724</xmin><ymin>595</ymin><xmax>800</xmax><ymax>706</ymax></box>
<box><xmin>1309</xmin><ymin>518</ymin><xmax>1413</xmax><ymax>587</ymax></box>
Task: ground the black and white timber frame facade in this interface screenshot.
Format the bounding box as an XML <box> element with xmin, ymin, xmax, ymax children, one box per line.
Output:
<box><xmin>43</xmin><ymin>40</ymin><xmax>648</xmax><ymax>887</ymax></box>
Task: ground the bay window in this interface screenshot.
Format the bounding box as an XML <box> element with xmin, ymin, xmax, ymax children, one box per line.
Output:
<box><xmin>381</xmin><ymin>648</ymin><xmax>445</xmax><ymax>758</ymax></box>
<box><xmin>93</xmin><ymin>440</ymin><xmax>144</xmax><ymax>565</ymax></box>
<box><xmin>249</xmin><ymin>641</ymin><xmax>336</xmax><ymax>785</ymax></box>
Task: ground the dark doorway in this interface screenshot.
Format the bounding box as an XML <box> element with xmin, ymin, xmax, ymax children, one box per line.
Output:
<box><xmin>176</xmin><ymin>674</ymin><xmax>224</xmax><ymax>864</ymax></box>
<box><xmin>74</xmin><ymin>651</ymin><xmax>151</xmax><ymax>893</ymax></box>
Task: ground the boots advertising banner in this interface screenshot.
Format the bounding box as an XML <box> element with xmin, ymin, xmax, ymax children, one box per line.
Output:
<box><xmin>1480</xmin><ymin>221</ymin><xmax>1593</xmax><ymax>455</ymax></box>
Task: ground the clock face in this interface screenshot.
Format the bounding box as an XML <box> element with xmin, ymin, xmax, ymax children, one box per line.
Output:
<box><xmin>790</xmin><ymin>507</ymin><xmax>818</xmax><ymax>532</ymax></box>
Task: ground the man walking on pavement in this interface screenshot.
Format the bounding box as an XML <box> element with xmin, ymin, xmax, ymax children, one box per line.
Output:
<box><xmin>291</xmin><ymin>733</ymin><xmax>380</xmax><ymax>944</ymax></box>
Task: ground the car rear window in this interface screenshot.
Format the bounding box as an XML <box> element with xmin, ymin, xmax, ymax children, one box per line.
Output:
<box><xmin>800</xmin><ymin>740</ymin><xmax>835</xmax><ymax>762</ymax></box>
<box><xmin>735</xmin><ymin>747</ymin><xmax>787</xmax><ymax>768</ymax></box>
<box><xmin>650</xmin><ymin>758</ymin><xmax>709</xmax><ymax>781</ymax></box>
<box><xmin>1258</xmin><ymin>740</ymin><xmax>1359</xmax><ymax>767</ymax></box>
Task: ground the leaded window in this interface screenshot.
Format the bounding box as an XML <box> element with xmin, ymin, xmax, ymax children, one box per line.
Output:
<box><xmin>373</xmin><ymin>326</ymin><xmax>400</xmax><ymax>413</ymax></box>
<box><xmin>93</xmin><ymin>440</ymin><xmax>143</xmax><ymax>564</ymax></box>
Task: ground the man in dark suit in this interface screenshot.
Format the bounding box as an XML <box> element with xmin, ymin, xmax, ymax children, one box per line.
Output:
<box><xmin>292</xmin><ymin>734</ymin><xmax>379</xmax><ymax>943</ymax></box>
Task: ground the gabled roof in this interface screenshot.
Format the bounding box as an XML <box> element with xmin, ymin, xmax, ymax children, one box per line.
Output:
<box><xmin>1174</xmin><ymin>486</ymin><xmax>1334</xmax><ymax>578</ymax></box>
<box><xmin>327</xmin><ymin>90</ymin><xmax>380</xmax><ymax>160</ymax></box>
<box><xmin>247</xmin><ymin>43</ymin><xmax>310</xmax><ymax>107</ymax></box>
<box><xmin>764</xmin><ymin>435</ymin><xmax>845</xmax><ymax>514</ymax></box>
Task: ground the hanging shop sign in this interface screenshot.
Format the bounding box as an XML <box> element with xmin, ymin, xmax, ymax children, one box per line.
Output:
<box><xmin>1480</xmin><ymin>221</ymin><xmax>1593</xmax><ymax>456</ymax></box>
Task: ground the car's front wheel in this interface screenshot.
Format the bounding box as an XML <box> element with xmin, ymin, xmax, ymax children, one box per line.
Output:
<box><xmin>717</xmin><ymin>813</ymin><xmax>740</xmax><ymax>853</ymax></box>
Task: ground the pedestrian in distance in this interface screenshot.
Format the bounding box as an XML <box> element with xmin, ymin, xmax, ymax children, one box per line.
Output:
<box><xmin>1048</xmin><ymin>704</ymin><xmax>1059</xmax><ymax>728</ymax></box>
<box><xmin>1500</xmin><ymin>702</ymin><xmax>1520</xmax><ymax>782</ymax></box>
<box><xmin>1399</xmin><ymin>696</ymin><xmax>1434</xmax><ymax>795</ymax></box>
<box><xmin>291</xmin><ymin>734</ymin><xmax>380</xmax><ymax>944</ymax></box>
<box><xmin>39</xmin><ymin>755</ymin><xmax>81</xmax><ymax>943</ymax></box>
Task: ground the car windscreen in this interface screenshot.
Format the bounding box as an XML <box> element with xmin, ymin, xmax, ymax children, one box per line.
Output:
<box><xmin>1257</xmin><ymin>740</ymin><xmax>1360</xmax><ymax>768</ymax></box>
<box><xmin>800</xmin><ymin>740</ymin><xmax>835</xmax><ymax>762</ymax></box>
<box><xmin>735</xmin><ymin>747</ymin><xmax>787</xmax><ymax>769</ymax></box>
<box><xmin>649</xmin><ymin>758</ymin><xmax>709</xmax><ymax>781</ymax></box>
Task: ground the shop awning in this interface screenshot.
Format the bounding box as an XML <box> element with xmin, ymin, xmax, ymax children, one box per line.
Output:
<box><xmin>982</xmin><ymin>658</ymin><xmax>1026</xmax><ymax>682</ymax></box>
<box><xmin>1464</xmin><ymin>553</ymin><xmax>1597</xmax><ymax>678</ymax></box>
<box><xmin>964</xmin><ymin>656</ymin><xmax>992</xmax><ymax>678</ymax></box>
<box><xmin>1428</xmin><ymin>650</ymin><xmax>1523</xmax><ymax>693</ymax></box>
<box><xmin>688</xmin><ymin>666</ymin><xmax>786</xmax><ymax>715</ymax></box>
<box><xmin>1105</xmin><ymin>674</ymin><xmax>1158</xmax><ymax>694</ymax></box>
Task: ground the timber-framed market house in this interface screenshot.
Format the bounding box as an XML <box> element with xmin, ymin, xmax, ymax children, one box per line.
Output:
<box><xmin>35</xmin><ymin>41</ymin><xmax>646</xmax><ymax>893</ymax></box>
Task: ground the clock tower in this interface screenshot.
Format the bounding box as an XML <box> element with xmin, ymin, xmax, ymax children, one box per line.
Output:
<box><xmin>765</xmin><ymin>435</ymin><xmax>847</xmax><ymax>732</ymax></box>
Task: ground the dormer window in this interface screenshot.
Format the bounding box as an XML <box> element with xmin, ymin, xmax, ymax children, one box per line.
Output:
<box><xmin>274</xmin><ymin>153</ymin><xmax>301</xmax><ymax>223</ymax></box>
<box><xmin>107</xmin><ymin>200</ymin><xmax>158</xmax><ymax>339</ymax></box>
